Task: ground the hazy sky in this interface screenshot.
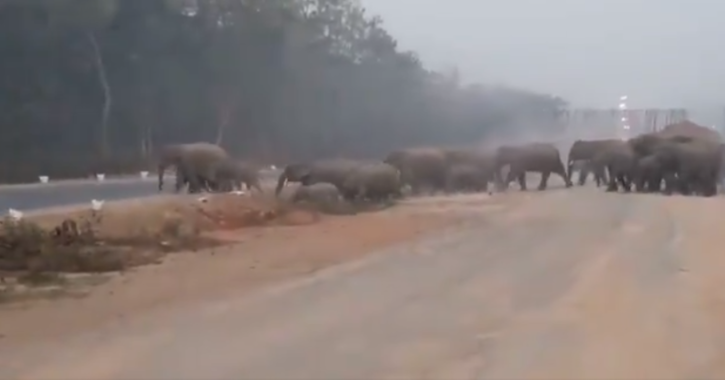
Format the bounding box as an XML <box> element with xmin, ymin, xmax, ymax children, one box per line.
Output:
<box><xmin>361</xmin><ymin>0</ymin><xmax>725</xmax><ymax>109</ymax></box>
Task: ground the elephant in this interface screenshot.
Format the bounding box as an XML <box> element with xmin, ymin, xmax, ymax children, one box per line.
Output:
<box><xmin>339</xmin><ymin>162</ymin><xmax>403</xmax><ymax>202</ymax></box>
<box><xmin>494</xmin><ymin>143</ymin><xmax>572</xmax><ymax>191</ymax></box>
<box><xmin>208</xmin><ymin>159</ymin><xmax>263</xmax><ymax>193</ymax></box>
<box><xmin>632</xmin><ymin>154</ymin><xmax>663</xmax><ymax>193</ymax></box>
<box><xmin>589</xmin><ymin>140</ymin><xmax>636</xmax><ymax>193</ymax></box>
<box><xmin>384</xmin><ymin>147</ymin><xmax>448</xmax><ymax>195</ymax></box>
<box><xmin>275</xmin><ymin>159</ymin><xmax>361</xmax><ymax>196</ymax></box>
<box><xmin>445</xmin><ymin>164</ymin><xmax>491</xmax><ymax>193</ymax></box>
<box><xmin>290</xmin><ymin>183</ymin><xmax>342</xmax><ymax>204</ymax></box>
<box><xmin>442</xmin><ymin>148</ymin><xmax>498</xmax><ymax>192</ymax></box>
<box><xmin>628</xmin><ymin>133</ymin><xmax>722</xmax><ymax>196</ymax></box>
<box><xmin>658</xmin><ymin>120</ymin><xmax>722</xmax><ymax>143</ymax></box>
<box><xmin>157</xmin><ymin>142</ymin><xmax>229</xmax><ymax>193</ymax></box>
<box><xmin>566</xmin><ymin>139</ymin><xmax>618</xmax><ymax>186</ymax></box>
<box><xmin>172</xmin><ymin>165</ymin><xmax>201</xmax><ymax>193</ymax></box>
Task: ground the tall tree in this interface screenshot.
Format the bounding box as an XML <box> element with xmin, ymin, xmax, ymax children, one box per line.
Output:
<box><xmin>0</xmin><ymin>0</ymin><xmax>567</xmax><ymax>182</ymax></box>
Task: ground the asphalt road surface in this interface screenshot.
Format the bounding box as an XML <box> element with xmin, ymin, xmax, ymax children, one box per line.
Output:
<box><xmin>0</xmin><ymin>178</ymin><xmax>164</xmax><ymax>212</ymax></box>
<box><xmin>3</xmin><ymin>184</ymin><xmax>725</xmax><ymax>379</ymax></box>
<box><xmin>0</xmin><ymin>170</ymin><xmax>280</xmax><ymax>212</ymax></box>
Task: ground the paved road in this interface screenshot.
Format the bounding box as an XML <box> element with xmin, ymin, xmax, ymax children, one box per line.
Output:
<box><xmin>0</xmin><ymin>178</ymin><xmax>165</xmax><ymax>212</ymax></box>
<box><xmin>3</xmin><ymin>186</ymin><xmax>725</xmax><ymax>379</ymax></box>
<box><xmin>0</xmin><ymin>170</ymin><xmax>280</xmax><ymax>212</ymax></box>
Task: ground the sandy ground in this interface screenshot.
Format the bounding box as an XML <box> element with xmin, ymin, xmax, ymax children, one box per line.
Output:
<box><xmin>3</xmin><ymin>181</ymin><xmax>725</xmax><ymax>379</ymax></box>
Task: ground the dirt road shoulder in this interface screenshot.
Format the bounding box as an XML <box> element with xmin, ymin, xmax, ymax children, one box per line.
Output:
<box><xmin>0</xmin><ymin>195</ymin><xmax>508</xmax><ymax>345</ymax></box>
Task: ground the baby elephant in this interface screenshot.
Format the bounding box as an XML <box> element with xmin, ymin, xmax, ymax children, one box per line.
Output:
<box><xmin>341</xmin><ymin>162</ymin><xmax>402</xmax><ymax>202</ymax></box>
<box><xmin>291</xmin><ymin>183</ymin><xmax>342</xmax><ymax>204</ymax></box>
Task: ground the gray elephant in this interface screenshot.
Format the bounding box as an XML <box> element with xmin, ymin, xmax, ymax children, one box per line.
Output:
<box><xmin>340</xmin><ymin>162</ymin><xmax>403</xmax><ymax>202</ymax></box>
<box><xmin>384</xmin><ymin>147</ymin><xmax>448</xmax><ymax>195</ymax></box>
<box><xmin>445</xmin><ymin>164</ymin><xmax>491</xmax><ymax>193</ymax></box>
<box><xmin>566</xmin><ymin>139</ymin><xmax>618</xmax><ymax>185</ymax></box>
<box><xmin>442</xmin><ymin>148</ymin><xmax>498</xmax><ymax>192</ymax></box>
<box><xmin>495</xmin><ymin>143</ymin><xmax>572</xmax><ymax>191</ymax></box>
<box><xmin>632</xmin><ymin>154</ymin><xmax>663</xmax><ymax>193</ymax></box>
<box><xmin>590</xmin><ymin>141</ymin><xmax>636</xmax><ymax>192</ymax></box>
<box><xmin>208</xmin><ymin>159</ymin><xmax>263</xmax><ymax>193</ymax></box>
<box><xmin>628</xmin><ymin>133</ymin><xmax>722</xmax><ymax>196</ymax></box>
<box><xmin>275</xmin><ymin>159</ymin><xmax>361</xmax><ymax>196</ymax></box>
<box><xmin>290</xmin><ymin>183</ymin><xmax>342</xmax><ymax>204</ymax></box>
<box><xmin>658</xmin><ymin>120</ymin><xmax>722</xmax><ymax>143</ymax></box>
<box><xmin>157</xmin><ymin>142</ymin><xmax>229</xmax><ymax>193</ymax></box>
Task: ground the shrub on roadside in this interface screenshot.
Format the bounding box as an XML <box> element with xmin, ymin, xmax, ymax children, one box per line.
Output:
<box><xmin>0</xmin><ymin>193</ymin><xmax>397</xmax><ymax>283</ymax></box>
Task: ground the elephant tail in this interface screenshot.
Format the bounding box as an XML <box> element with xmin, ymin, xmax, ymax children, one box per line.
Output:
<box><xmin>275</xmin><ymin>171</ymin><xmax>289</xmax><ymax>196</ymax></box>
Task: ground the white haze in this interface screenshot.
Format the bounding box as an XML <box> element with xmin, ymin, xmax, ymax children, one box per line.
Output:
<box><xmin>361</xmin><ymin>0</ymin><xmax>725</xmax><ymax>119</ymax></box>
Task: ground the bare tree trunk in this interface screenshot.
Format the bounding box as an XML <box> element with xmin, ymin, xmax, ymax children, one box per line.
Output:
<box><xmin>215</xmin><ymin>114</ymin><xmax>228</xmax><ymax>145</ymax></box>
<box><xmin>87</xmin><ymin>31</ymin><xmax>112</xmax><ymax>156</ymax></box>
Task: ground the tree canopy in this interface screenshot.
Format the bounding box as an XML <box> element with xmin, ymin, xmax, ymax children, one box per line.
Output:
<box><xmin>0</xmin><ymin>0</ymin><xmax>567</xmax><ymax>182</ymax></box>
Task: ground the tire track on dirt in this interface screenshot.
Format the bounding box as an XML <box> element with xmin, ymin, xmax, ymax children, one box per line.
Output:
<box><xmin>3</xmin><ymin>188</ymin><xmax>683</xmax><ymax>380</ymax></box>
<box><xmin>469</xmin><ymin>190</ymin><xmax>637</xmax><ymax>379</ymax></box>
<box><xmin>117</xmin><ymin>196</ymin><xmax>543</xmax><ymax>379</ymax></box>
<box><xmin>558</xmin><ymin>193</ymin><xmax>720</xmax><ymax>379</ymax></box>
<box><xmin>0</xmin><ymin>194</ymin><xmax>527</xmax><ymax>380</ymax></box>
<box><xmin>188</xmin><ymin>189</ymin><xmax>633</xmax><ymax>379</ymax></box>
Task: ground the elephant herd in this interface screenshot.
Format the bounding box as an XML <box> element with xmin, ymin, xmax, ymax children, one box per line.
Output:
<box><xmin>155</xmin><ymin>141</ymin><xmax>575</xmax><ymax>203</ymax></box>
<box><xmin>567</xmin><ymin>123</ymin><xmax>725</xmax><ymax>197</ymax></box>
<box><xmin>156</xmin><ymin>121</ymin><xmax>724</xmax><ymax>205</ymax></box>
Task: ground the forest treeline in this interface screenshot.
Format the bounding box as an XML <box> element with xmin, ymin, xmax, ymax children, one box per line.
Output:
<box><xmin>0</xmin><ymin>0</ymin><xmax>567</xmax><ymax>182</ymax></box>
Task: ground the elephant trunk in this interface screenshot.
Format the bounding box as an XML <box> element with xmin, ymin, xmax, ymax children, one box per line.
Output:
<box><xmin>566</xmin><ymin>161</ymin><xmax>574</xmax><ymax>185</ymax></box>
<box><xmin>275</xmin><ymin>172</ymin><xmax>288</xmax><ymax>196</ymax></box>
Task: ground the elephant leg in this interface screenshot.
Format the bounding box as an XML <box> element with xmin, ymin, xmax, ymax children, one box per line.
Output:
<box><xmin>185</xmin><ymin>170</ymin><xmax>207</xmax><ymax>194</ymax></box>
<box><xmin>577</xmin><ymin>167</ymin><xmax>588</xmax><ymax>186</ymax></box>
<box><xmin>605</xmin><ymin>166</ymin><xmax>618</xmax><ymax>192</ymax></box>
<box><xmin>592</xmin><ymin>165</ymin><xmax>603</xmax><ymax>187</ymax></box>
<box><xmin>676</xmin><ymin>174</ymin><xmax>692</xmax><ymax>195</ymax></box>
<box><xmin>198</xmin><ymin>177</ymin><xmax>216</xmax><ymax>192</ymax></box>
<box><xmin>409</xmin><ymin>179</ymin><xmax>424</xmax><ymax>196</ymax></box>
<box><xmin>661</xmin><ymin>173</ymin><xmax>676</xmax><ymax>195</ymax></box>
<box><xmin>555</xmin><ymin>162</ymin><xmax>572</xmax><ymax>187</ymax></box>
<box><xmin>175</xmin><ymin>166</ymin><xmax>196</xmax><ymax>193</ymax></box>
<box><xmin>694</xmin><ymin>175</ymin><xmax>711</xmax><ymax>197</ymax></box>
<box><xmin>174</xmin><ymin>173</ymin><xmax>186</xmax><ymax>193</ymax></box>
<box><xmin>605</xmin><ymin>179</ymin><xmax>617</xmax><ymax>192</ymax></box>
<box><xmin>703</xmin><ymin>178</ymin><xmax>718</xmax><ymax>197</ymax></box>
<box><xmin>515</xmin><ymin>172</ymin><xmax>525</xmax><ymax>190</ymax></box>
<box><xmin>618</xmin><ymin>175</ymin><xmax>631</xmax><ymax>192</ymax></box>
<box><xmin>538</xmin><ymin>171</ymin><xmax>550</xmax><ymax>190</ymax></box>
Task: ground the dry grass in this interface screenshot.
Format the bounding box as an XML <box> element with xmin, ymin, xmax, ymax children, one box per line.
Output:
<box><xmin>0</xmin><ymin>193</ymin><xmax>389</xmax><ymax>288</ymax></box>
